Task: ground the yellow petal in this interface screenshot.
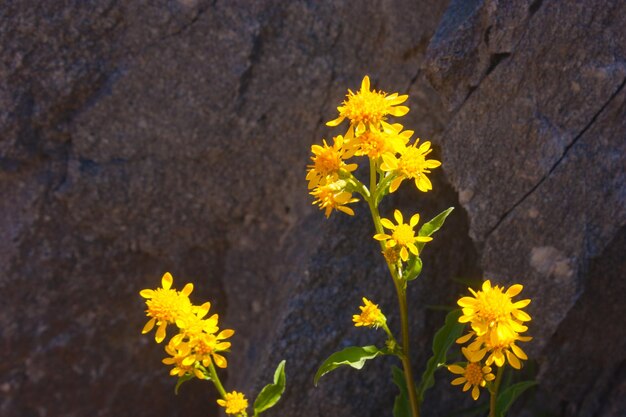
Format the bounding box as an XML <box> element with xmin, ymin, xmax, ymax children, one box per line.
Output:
<box><xmin>393</xmin><ymin>209</ymin><xmax>403</xmax><ymax>224</ymax></box>
<box><xmin>400</xmin><ymin>247</ymin><xmax>409</xmax><ymax>262</ymax></box>
<box><xmin>142</xmin><ymin>318</ymin><xmax>156</xmax><ymax>334</ymax></box>
<box><xmin>326</xmin><ymin>115</ymin><xmax>345</xmax><ymax>127</ymax></box>
<box><xmin>448</xmin><ymin>365</ymin><xmax>465</xmax><ymax>375</ymax></box>
<box><xmin>161</xmin><ymin>272</ymin><xmax>173</xmax><ymax>290</ymax></box>
<box><xmin>451</xmin><ymin>377</ymin><xmax>466</xmax><ymax>386</ymax></box>
<box><xmin>471</xmin><ymin>386</ymin><xmax>480</xmax><ymax>401</ymax></box>
<box><xmin>389</xmin><ymin>177</ymin><xmax>403</xmax><ymax>193</ymax></box>
<box><xmin>513</xmin><ymin>299</ymin><xmax>531</xmax><ymax>308</ymax></box>
<box><xmin>506</xmin><ymin>284</ymin><xmax>523</xmax><ymax>297</ymax></box>
<box><xmin>510</xmin><ymin>344</ymin><xmax>528</xmax><ymax>360</ymax></box>
<box><xmin>373</xmin><ymin>233</ymin><xmax>390</xmax><ymax>241</ymax></box>
<box><xmin>506</xmin><ymin>350</ymin><xmax>521</xmax><ymax>369</ymax></box>
<box><xmin>155</xmin><ymin>322</ymin><xmax>167</xmax><ymax>343</ymax></box>
<box><xmin>407</xmin><ymin>243</ymin><xmax>419</xmax><ymax>256</ymax></box>
<box><xmin>409</xmin><ymin>213</ymin><xmax>420</xmax><ymax>227</ymax></box>
<box><xmin>389</xmin><ymin>106</ymin><xmax>409</xmax><ymax>117</ymax></box>
<box><xmin>218</xmin><ymin>329</ymin><xmax>235</xmax><ymax>339</ymax></box>
<box><xmin>181</xmin><ymin>283</ymin><xmax>194</xmax><ymax>296</ymax></box>
<box><xmin>456</xmin><ymin>332</ymin><xmax>474</xmax><ymax>344</ymax></box>
<box><xmin>213</xmin><ymin>353</ymin><xmax>227</xmax><ymax>369</ymax></box>
<box><xmin>380</xmin><ymin>218</ymin><xmax>395</xmax><ymax>230</ymax></box>
<box><xmin>457</xmin><ymin>297</ymin><xmax>476</xmax><ymax>308</ymax></box>
<box><xmin>361</xmin><ymin>75</ymin><xmax>370</xmax><ymax>92</ymax></box>
<box><xmin>139</xmin><ymin>289</ymin><xmax>154</xmax><ymax>299</ymax></box>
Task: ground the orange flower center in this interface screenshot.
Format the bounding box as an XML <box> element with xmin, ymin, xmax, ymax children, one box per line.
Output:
<box><xmin>465</xmin><ymin>363</ymin><xmax>483</xmax><ymax>386</ymax></box>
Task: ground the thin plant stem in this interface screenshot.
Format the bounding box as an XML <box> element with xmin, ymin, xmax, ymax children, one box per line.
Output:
<box><xmin>489</xmin><ymin>366</ymin><xmax>505</xmax><ymax>417</ymax></box>
<box><xmin>366</xmin><ymin>158</ymin><xmax>420</xmax><ymax>417</ymax></box>
<box><xmin>207</xmin><ymin>359</ymin><xmax>227</xmax><ymax>398</ymax></box>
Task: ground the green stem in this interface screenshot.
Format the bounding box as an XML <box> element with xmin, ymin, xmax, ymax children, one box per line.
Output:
<box><xmin>207</xmin><ymin>359</ymin><xmax>227</xmax><ymax>398</ymax></box>
<box><xmin>489</xmin><ymin>366</ymin><xmax>504</xmax><ymax>417</ymax></box>
<box><xmin>366</xmin><ymin>159</ymin><xmax>420</xmax><ymax>417</ymax></box>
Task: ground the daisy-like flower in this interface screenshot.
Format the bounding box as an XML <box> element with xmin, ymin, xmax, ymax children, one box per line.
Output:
<box><xmin>327</xmin><ymin>75</ymin><xmax>409</xmax><ymax>134</ymax></box>
<box><xmin>447</xmin><ymin>347</ymin><xmax>495</xmax><ymax>401</ymax></box>
<box><xmin>457</xmin><ymin>280</ymin><xmax>531</xmax><ymax>342</ymax></box>
<box><xmin>171</xmin><ymin>301</ymin><xmax>220</xmax><ymax>343</ymax></box>
<box><xmin>380</xmin><ymin>139</ymin><xmax>441</xmax><ymax>192</ymax></box>
<box><xmin>351</xmin><ymin>122</ymin><xmax>410</xmax><ymax>160</ymax></box>
<box><xmin>467</xmin><ymin>331</ymin><xmax>532</xmax><ymax>370</ymax></box>
<box><xmin>373</xmin><ymin>209</ymin><xmax>433</xmax><ymax>261</ymax></box>
<box><xmin>310</xmin><ymin>179</ymin><xmax>359</xmax><ymax>218</ymax></box>
<box><xmin>185</xmin><ymin>328</ymin><xmax>235</xmax><ymax>369</ymax></box>
<box><xmin>353</xmin><ymin>297</ymin><xmax>386</xmax><ymax>328</ymax></box>
<box><xmin>306</xmin><ymin>135</ymin><xmax>357</xmax><ymax>189</ymax></box>
<box><xmin>217</xmin><ymin>391</ymin><xmax>249</xmax><ymax>415</ymax></box>
<box><xmin>140</xmin><ymin>272</ymin><xmax>194</xmax><ymax>343</ymax></box>
<box><xmin>162</xmin><ymin>340</ymin><xmax>205</xmax><ymax>379</ymax></box>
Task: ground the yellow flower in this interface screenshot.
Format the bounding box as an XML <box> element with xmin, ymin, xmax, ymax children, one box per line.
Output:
<box><xmin>173</xmin><ymin>301</ymin><xmax>220</xmax><ymax>341</ymax></box>
<box><xmin>380</xmin><ymin>139</ymin><xmax>441</xmax><ymax>192</ymax></box>
<box><xmin>186</xmin><ymin>328</ymin><xmax>235</xmax><ymax>369</ymax></box>
<box><xmin>162</xmin><ymin>340</ymin><xmax>205</xmax><ymax>379</ymax></box>
<box><xmin>467</xmin><ymin>331</ymin><xmax>532</xmax><ymax>369</ymax></box>
<box><xmin>448</xmin><ymin>347</ymin><xmax>495</xmax><ymax>401</ymax></box>
<box><xmin>140</xmin><ymin>272</ymin><xmax>194</xmax><ymax>343</ymax></box>
<box><xmin>217</xmin><ymin>391</ymin><xmax>248</xmax><ymax>415</ymax></box>
<box><xmin>373</xmin><ymin>209</ymin><xmax>433</xmax><ymax>261</ymax></box>
<box><xmin>353</xmin><ymin>297</ymin><xmax>386</xmax><ymax>328</ymax></box>
<box><xmin>350</xmin><ymin>122</ymin><xmax>410</xmax><ymax>160</ymax></box>
<box><xmin>457</xmin><ymin>280</ymin><xmax>531</xmax><ymax>343</ymax></box>
<box><xmin>327</xmin><ymin>75</ymin><xmax>409</xmax><ymax>134</ymax></box>
<box><xmin>306</xmin><ymin>135</ymin><xmax>357</xmax><ymax>189</ymax></box>
<box><xmin>310</xmin><ymin>179</ymin><xmax>359</xmax><ymax>218</ymax></box>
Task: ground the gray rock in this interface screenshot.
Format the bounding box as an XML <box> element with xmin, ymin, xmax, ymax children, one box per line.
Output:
<box><xmin>1</xmin><ymin>0</ymin><xmax>624</xmax><ymax>417</ymax></box>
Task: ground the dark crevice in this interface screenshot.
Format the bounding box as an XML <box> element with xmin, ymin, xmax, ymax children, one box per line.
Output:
<box><xmin>484</xmin><ymin>76</ymin><xmax>626</xmax><ymax>239</ymax></box>
<box><xmin>529</xmin><ymin>0</ymin><xmax>544</xmax><ymax>16</ymax></box>
<box><xmin>483</xmin><ymin>25</ymin><xmax>492</xmax><ymax>46</ymax></box>
<box><xmin>235</xmin><ymin>30</ymin><xmax>264</xmax><ymax>113</ymax></box>
<box><xmin>485</xmin><ymin>52</ymin><xmax>511</xmax><ymax>77</ymax></box>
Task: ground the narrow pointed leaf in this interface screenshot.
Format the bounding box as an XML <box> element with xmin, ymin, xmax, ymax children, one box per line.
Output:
<box><xmin>314</xmin><ymin>346</ymin><xmax>385</xmax><ymax>386</ymax></box>
<box><xmin>495</xmin><ymin>380</ymin><xmax>537</xmax><ymax>417</ymax></box>
<box><xmin>253</xmin><ymin>360</ymin><xmax>287</xmax><ymax>415</ymax></box>
<box><xmin>417</xmin><ymin>309</ymin><xmax>465</xmax><ymax>404</ymax></box>
<box><xmin>416</xmin><ymin>207</ymin><xmax>454</xmax><ymax>252</ymax></box>
<box><xmin>405</xmin><ymin>256</ymin><xmax>423</xmax><ymax>281</ymax></box>
<box><xmin>392</xmin><ymin>366</ymin><xmax>411</xmax><ymax>417</ymax></box>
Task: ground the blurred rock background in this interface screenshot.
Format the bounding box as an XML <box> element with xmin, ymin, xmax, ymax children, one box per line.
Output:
<box><xmin>1</xmin><ymin>1</ymin><xmax>624</xmax><ymax>416</ymax></box>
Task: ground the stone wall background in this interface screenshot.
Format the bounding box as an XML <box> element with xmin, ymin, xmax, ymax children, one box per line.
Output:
<box><xmin>1</xmin><ymin>1</ymin><xmax>624</xmax><ymax>417</ymax></box>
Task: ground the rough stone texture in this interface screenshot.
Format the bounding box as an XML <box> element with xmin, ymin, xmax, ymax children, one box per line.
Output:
<box><xmin>1</xmin><ymin>1</ymin><xmax>624</xmax><ymax>417</ymax></box>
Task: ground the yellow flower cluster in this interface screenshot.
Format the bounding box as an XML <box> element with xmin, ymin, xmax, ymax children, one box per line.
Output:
<box><xmin>307</xmin><ymin>75</ymin><xmax>441</xmax><ymax>217</ymax></box>
<box><xmin>140</xmin><ymin>272</ymin><xmax>234</xmax><ymax>376</ymax></box>
<box><xmin>140</xmin><ymin>273</ymin><xmax>249</xmax><ymax>415</ymax></box>
<box><xmin>449</xmin><ymin>280</ymin><xmax>532</xmax><ymax>400</ymax></box>
<box><xmin>374</xmin><ymin>209</ymin><xmax>432</xmax><ymax>261</ymax></box>
<box><xmin>352</xmin><ymin>297</ymin><xmax>386</xmax><ymax>328</ymax></box>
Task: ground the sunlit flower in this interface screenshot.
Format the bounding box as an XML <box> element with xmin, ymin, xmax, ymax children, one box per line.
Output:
<box><xmin>458</xmin><ymin>280</ymin><xmax>531</xmax><ymax>342</ymax></box>
<box><xmin>327</xmin><ymin>75</ymin><xmax>409</xmax><ymax>134</ymax></box>
<box><xmin>217</xmin><ymin>391</ymin><xmax>248</xmax><ymax>415</ymax></box>
<box><xmin>467</xmin><ymin>331</ymin><xmax>532</xmax><ymax>369</ymax></box>
<box><xmin>448</xmin><ymin>347</ymin><xmax>495</xmax><ymax>401</ymax></box>
<box><xmin>381</xmin><ymin>139</ymin><xmax>441</xmax><ymax>192</ymax></box>
<box><xmin>310</xmin><ymin>179</ymin><xmax>359</xmax><ymax>218</ymax></box>
<box><xmin>185</xmin><ymin>328</ymin><xmax>235</xmax><ymax>369</ymax></box>
<box><xmin>162</xmin><ymin>340</ymin><xmax>205</xmax><ymax>379</ymax></box>
<box><xmin>306</xmin><ymin>135</ymin><xmax>357</xmax><ymax>189</ymax></box>
<box><xmin>350</xmin><ymin>122</ymin><xmax>410</xmax><ymax>160</ymax></box>
<box><xmin>373</xmin><ymin>209</ymin><xmax>432</xmax><ymax>261</ymax></box>
<box><xmin>140</xmin><ymin>272</ymin><xmax>194</xmax><ymax>343</ymax></box>
<box><xmin>172</xmin><ymin>301</ymin><xmax>220</xmax><ymax>342</ymax></box>
<box><xmin>353</xmin><ymin>297</ymin><xmax>386</xmax><ymax>328</ymax></box>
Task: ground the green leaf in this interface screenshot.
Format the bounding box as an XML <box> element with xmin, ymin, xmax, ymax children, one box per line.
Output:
<box><xmin>417</xmin><ymin>309</ymin><xmax>465</xmax><ymax>404</ymax></box>
<box><xmin>392</xmin><ymin>366</ymin><xmax>411</xmax><ymax>417</ymax></box>
<box><xmin>174</xmin><ymin>373</ymin><xmax>195</xmax><ymax>395</ymax></box>
<box><xmin>405</xmin><ymin>256</ymin><xmax>423</xmax><ymax>281</ymax></box>
<box><xmin>495</xmin><ymin>380</ymin><xmax>537</xmax><ymax>417</ymax></box>
<box><xmin>253</xmin><ymin>360</ymin><xmax>287</xmax><ymax>415</ymax></box>
<box><xmin>417</xmin><ymin>207</ymin><xmax>454</xmax><ymax>252</ymax></box>
<box><xmin>314</xmin><ymin>345</ymin><xmax>386</xmax><ymax>386</ymax></box>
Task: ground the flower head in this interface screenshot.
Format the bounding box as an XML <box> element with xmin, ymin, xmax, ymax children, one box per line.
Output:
<box><xmin>162</xmin><ymin>341</ymin><xmax>205</xmax><ymax>379</ymax></box>
<box><xmin>458</xmin><ymin>280</ymin><xmax>531</xmax><ymax>343</ymax></box>
<box><xmin>310</xmin><ymin>179</ymin><xmax>359</xmax><ymax>218</ymax></box>
<box><xmin>373</xmin><ymin>209</ymin><xmax>432</xmax><ymax>261</ymax></box>
<box><xmin>327</xmin><ymin>75</ymin><xmax>409</xmax><ymax>133</ymax></box>
<box><xmin>448</xmin><ymin>347</ymin><xmax>495</xmax><ymax>400</ymax></box>
<box><xmin>306</xmin><ymin>135</ymin><xmax>357</xmax><ymax>189</ymax></box>
<box><xmin>467</xmin><ymin>331</ymin><xmax>532</xmax><ymax>369</ymax></box>
<box><xmin>353</xmin><ymin>297</ymin><xmax>386</xmax><ymax>328</ymax></box>
<box><xmin>140</xmin><ymin>272</ymin><xmax>194</xmax><ymax>343</ymax></box>
<box><xmin>217</xmin><ymin>391</ymin><xmax>248</xmax><ymax>415</ymax></box>
<box><xmin>381</xmin><ymin>139</ymin><xmax>441</xmax><ymax>192</ymax></box>
<box><xmin>350</xmin><ymin>122</ymin><xmax>410</xmax><ymax>160</ymax></box>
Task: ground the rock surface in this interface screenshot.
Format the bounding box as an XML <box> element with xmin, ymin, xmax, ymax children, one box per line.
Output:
<box><xmin>1</xmin><ymin>1</ymin><xmax>624</xmax><ymax>417</ymax></box>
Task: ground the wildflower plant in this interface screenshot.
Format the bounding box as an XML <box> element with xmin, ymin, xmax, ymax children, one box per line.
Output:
<box><xmin>308</xmin><ymin>76</ymin><xmax>536</xmax><ymax>417</ymax></box>
<box><xmin>140</xmin><ymin>272</ymin><xmax>286</xmax><ymax>417</ymax></box>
